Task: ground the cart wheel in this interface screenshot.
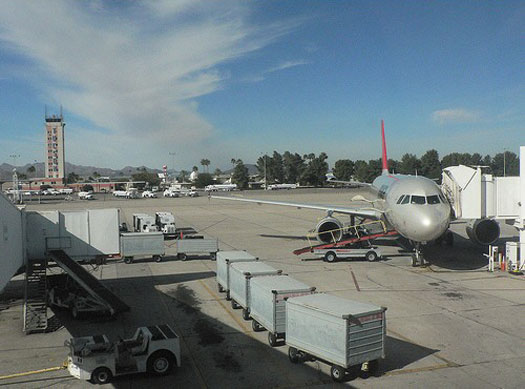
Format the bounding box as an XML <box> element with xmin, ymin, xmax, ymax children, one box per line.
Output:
<box><xmin>268</xmin><ymin>332</ymin><xmax>278</xmax><ymax>347</ymax></box>
<box><xmin>226</xmin><ymin>291</ymin><xmax>231</xmax><ymax>301</ymax></box>
<box><xmin>330</xmin><ymin>365</ymin><xmax>346</xmax><ymax>382</ymax></box>
<box><xmin>147</xmin><ymin>350</ymin><xmax>175</xmax><ymax>376</ymax></box>
<box><xmin>325</xmin><ymin>251</ymin><xmax>337</xmax><ymax>263</ymax></box>
<box><xmin>210</xmin><ymin>253</ymin><xmax>216</xmax><ymax>261</ymax></box>
<box><xmin>288</xmin><ymin>347</ymin><xmax>299</xmax><ymax>363</ymax></box>
<box><xmin>153</xmin><ymin>255</ymin><xmax>163</xmax><ymax>263</ymax></box>
<box><xmin>231</xmin><ymin>299</ymin><xmax>240</xmax><ymax>309</ymax></box>
<box><xmin>91</xmin><ymin>367</ymin><xmax>112</xmax><ymax>384</ymax></box>
<box><xmin>178</xmin><ymin>253</ymin><xmax>187</xmax><ymax>261</ymax></box>
<box><xmin>218</xmin><ymin>283</ymin><xmax>224</xmax><ymax>293</ymax></box>
<box><xmin>366</xmin><ymin>251</ymin><xmax>378</xmax><ymax>262</ymax></box>
<box><xmin>124</xmin><ymin>256</ymin><xmax>133</xmax><ymax>264</ymax></box>
<box><xmin>252</xmin><ymin>320</ymin><xmax>265</xmax><ymax>332</ymax></box>
<box><xmin>368</xmin><ymin>359</ymin><xmax>380</xmax><ymax>376</ymax></box>
<box><xmin>242</xmin><ymin>309</ymin><xmax>250</xmax><ymax>320</ymax></box>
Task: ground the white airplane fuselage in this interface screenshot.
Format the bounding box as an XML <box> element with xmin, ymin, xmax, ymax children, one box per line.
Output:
<box><xmin>372</xmin><ymin>173</ymin><xmax>451</xmax><ymax>243</ymax></box>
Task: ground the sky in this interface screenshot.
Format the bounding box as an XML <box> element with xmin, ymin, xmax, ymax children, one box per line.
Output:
<box><xmin>0</xmin><ymin>0</ymin><xmax>523</xmax><ymax>171</ymax></box>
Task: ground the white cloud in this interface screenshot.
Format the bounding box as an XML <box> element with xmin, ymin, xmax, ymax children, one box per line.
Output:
<box><xmin>0</xmin><ymin>0</ymin><xmax>294</xmax><ymax>167</ymax></box>
<box><xmin>242</xmin><ymin>59</ymin><xmax>310</xmax><ymax>83</ymax></box>
<box><xmin>431</xmin><ymin>108</ymin><xmax>480</xmax><ymax>125</ymax></box>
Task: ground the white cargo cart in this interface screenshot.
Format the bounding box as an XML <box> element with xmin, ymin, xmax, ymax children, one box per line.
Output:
<box><xmin>249</xmin><ymin>275</ymin><xmax>315</xmax><ymax>347</ymax></box>
<box><xmin>176</xmin><ymin>238</ymin><xmax>218</xmax><ymax>261</ymax></box>
<box><xmin>228</xmin><ymin>262</ymin><xmax>282</xmax><ymax>320</ymax></box>
<box><xmin>120</xmin><ymin>232</ymin><xmax>165</xmax><ymax>263</ymax></box>
<box><xmin>66</xmin><ymin>324</ymin><xmax>181</xmax><ymax>384</ymax></box>
<box><xmin>313</xmin><ymin>246</ymin><xmax>382</xmax><ymax>263</ymax></box>
<box><xmin>216</xmin><ymin>251</ymin><xmax>258</xmax><ymax>299</ymax></box>
<box><xmin>286</xmin><ymin>293</ymin><xmax>386</xmax><ymax>382</ymax></box>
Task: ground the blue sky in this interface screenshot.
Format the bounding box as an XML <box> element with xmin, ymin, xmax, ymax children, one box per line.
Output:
<box><xmin>0</xmin><ymin>0</ymin><xmax>523</xmax><ymax>171</ymax></box>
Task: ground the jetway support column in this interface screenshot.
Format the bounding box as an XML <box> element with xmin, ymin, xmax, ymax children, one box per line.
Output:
<box><xmin>518</xmin><ymin>146</ymin><xmax>525</xmax><ymax>268</ymax></box>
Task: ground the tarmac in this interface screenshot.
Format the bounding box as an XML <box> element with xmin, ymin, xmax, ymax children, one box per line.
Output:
<box><xmin>0</xmin><ymin>188</ymin><xmax>524</xmax><ymax>388</ymax></box>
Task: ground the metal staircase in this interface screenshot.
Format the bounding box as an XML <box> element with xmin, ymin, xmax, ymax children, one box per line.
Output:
<box><xmin>23</xmin><ymin>258</ymin><xmax>48</xmax><ymax>333</ymax></box>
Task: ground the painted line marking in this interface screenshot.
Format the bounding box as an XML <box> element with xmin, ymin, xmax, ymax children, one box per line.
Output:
<box><xmin>350</xmin><ymin>270</ymin><xmax>361</xmax><ymax>291</ymax></box>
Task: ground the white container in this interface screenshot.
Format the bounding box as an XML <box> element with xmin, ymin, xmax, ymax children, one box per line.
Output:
<box><xmin>286</xmin><ymin>293</ymin><xmax>386</xmax><ymax>381</ymax></box>
<box><xmin>176</xmin><ymin>239</ymin><xmax>218</xmax><ymax>261</ymax></box>
<box><xmin>249</xmin><ymin>275</ymin><xmax>315</xmax><ymax>346</ymax></box>
<box><xmin>120</xmin><ymin>232</ymin><xmax>165</xmax><ymax>263</ymax></box>
<box><xmin>216</xmin><ymin>251</ymin><xmax>258</xmax><ymax>296</ymax></box>
<box><xmin>229</xmin><ymin>262</ymin><xmax>282</xmax><ymax>317</ymax></box>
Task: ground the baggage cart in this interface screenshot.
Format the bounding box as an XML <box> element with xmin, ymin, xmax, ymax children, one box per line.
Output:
<box><xmin>216</xmin><ymin>251</ymin><xmax>258</xmax><ymax>299</ymax></box>
<box><xmin>249</xmin><ymin>275</ymin><xmax>315</xmax><ymax>347</ymax></box>
<box><xmin>176</xmin><ymin>238</ymin><xmax>218</xmax><ymax>261</ymax></box>
<box><xmin>286</xmin><ymin>293</ymin><xmax>386</xmax><ymax>382</ymax></box>
<box><xmin>228</xmin><ymin>262</ymin><xmax>282</xmax><ymax>320</ymax></box>
<box><xmin>121</xmin><ymin>232</ymin><xmax>165</xmax><ymax>263</ymax></box>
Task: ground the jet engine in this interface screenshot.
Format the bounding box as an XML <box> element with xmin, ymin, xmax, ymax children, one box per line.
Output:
<box><xmin>315</xmin><ymin>217</ymin><xmax>344</xmax><ymax>243</ymax></box>
<box><xmin>466</xmin><ymin>219</ymin><xmax>500</xmax><ymax>245</ymax></box>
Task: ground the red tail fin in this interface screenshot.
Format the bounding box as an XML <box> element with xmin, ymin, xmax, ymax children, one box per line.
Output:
<box><xmin>381</xmin><ymin>119</ymin><xmax>388</xmax><ymax>174</ymax></box>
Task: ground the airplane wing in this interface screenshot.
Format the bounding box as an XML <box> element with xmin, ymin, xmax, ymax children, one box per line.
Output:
<box><xmin>327</xmin><ymin>179</ymin><xmax>371</xmax><ymax>187</ymax></box>
<box><xmin>211</xmin><ymin>196</ymin><xmax>382</xmax><ymax>219</ymax></box>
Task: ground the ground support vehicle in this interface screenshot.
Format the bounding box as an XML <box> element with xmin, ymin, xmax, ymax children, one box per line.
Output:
<box><xmin>155</xmin><ymin>212</ymin><xmax>177</xmax><ymax>238</ymax></box>
<box><xmin>228</xmin><ymin>262</ymin><xmax>282</xmax><ymax>320</ymax></box>
<box><xmin>249</xmin><ymin>275</ymin><xmax>315</xmax><ymax>347</ymax></box>
<box><xmin>286</xmin><ymin>293</ymin><xmax>386</xmax><ymax>382</ymax></box>
<box><xmin>313</xmin><ymin>246</ymin><xmax>382</xmax><ymax>263</ymax></box>
<box><xmin>121</xmin><ymin>232</ymin><xmax>165</xmax><ymax>263</ymax></box>
<box><xmin>142</xmin><ymin>190</ymin><xmax>157</xmax><ymax>198</ymax></box>
<box><xmin>216</xmin><ymin>251</ymin><xmax>258</xmax><ymax>299</ymax></box>
<box><xmin>176</xmin><ymin>238</ymin><xmax>218</xmax><ymax>261</ymax></box>
<box><xmin>66</xmin><ymin>325</ymin><xmax>181</xmax><ymax>384</ymax></box>
<box><xmin>133</xmin><ymin>213</ymin><xmax>159</xmax><ymax>233</ymax></box>
<box><xmin>163</xmin><ymin>189</ymin><xmax>180</xmax><ymax>198</ymax></box>
<box><xmin>78</xmin><ymin>191</ymin><xmax>94</xmax><ymax>200</ymax></box>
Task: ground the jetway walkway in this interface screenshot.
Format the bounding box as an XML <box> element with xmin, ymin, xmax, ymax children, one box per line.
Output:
<box><xmin>47</xmin><ymin>250</ymin><xmax>130</xmax><ymax>315</ymax></box>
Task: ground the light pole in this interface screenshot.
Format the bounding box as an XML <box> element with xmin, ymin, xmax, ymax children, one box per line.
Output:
<box><xmin>169</xmin><ymin>152</ymin><xmax>176</xmax><ymax>182</ymax></box>
<box><xmin>503</xmin><ymin>148</ymin><xmax>507</xmax><ymax>177</ymax></box>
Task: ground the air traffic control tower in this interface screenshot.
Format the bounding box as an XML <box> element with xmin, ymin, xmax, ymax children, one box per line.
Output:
<box><xmin>44</xmin><ymin>109</ymin><xmax>66</xmax><ymax>181</ymax></box>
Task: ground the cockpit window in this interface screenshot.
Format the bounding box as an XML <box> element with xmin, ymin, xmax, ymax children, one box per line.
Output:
<box><xmin>397</xmin><ymin>195</ymin><xmax>405</xmax><ymax>204</ymax></box>
<box><xmin>427</xmin><ymin>195</ymin><xmax>440</xmax><ymax>204</ymax></box>
<box><xmin>401</xmin><ymin>195</ymin><xmax>410</xmax><ymax>204</ymax></box>
<box><xmin>411</xmin><ymin>195</ymin><xmax>426</xmax><ymax>205</ymax></box>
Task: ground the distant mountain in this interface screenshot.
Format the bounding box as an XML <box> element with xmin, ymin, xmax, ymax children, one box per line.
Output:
<box><xmin>0</xmin><ymin>162</ymin><xmax>164</xmax><ymax>181</ymax></box>
<box><xmin>0</xmin><ymin>162</ymin><xmax>258</xmax><ymax>181</ymax></box>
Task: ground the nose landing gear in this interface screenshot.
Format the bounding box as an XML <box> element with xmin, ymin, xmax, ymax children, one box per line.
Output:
<box><xmin>411</xmin><ymin>243</ymin><xmax>427</xmax><ymax>267</ymax></box>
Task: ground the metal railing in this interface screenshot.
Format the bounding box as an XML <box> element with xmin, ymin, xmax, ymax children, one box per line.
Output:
<box><xmin>306</xmin><ymin>220</ymin><xmax>387</xmax><ymax>248</ymax></box>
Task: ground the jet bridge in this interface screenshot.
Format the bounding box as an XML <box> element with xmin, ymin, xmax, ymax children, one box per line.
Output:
<box><xmin>441</xmin><ymin>146</ymin><xmax>525</xmax><ymax>267</ymax></box>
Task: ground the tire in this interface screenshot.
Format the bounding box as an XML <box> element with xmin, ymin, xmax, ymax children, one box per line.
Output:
<box><xmin>226</xmin><ymin>291</ymin><xmax>231</xmax><ymax>301</ymax></box>
<box><xmin>210</xmin><ymin>253</ymin><xmax>216</xmax><ymax>261</ymax></box>
<box><xmin>411</xmin><ymin>254</ymin><xmax>418</xmax><ymax>267</ymax></box>
<box><xmin>147</xmin><ymin>350</ymin><xmax>175</xmax><ymax>376</ymax></box>
<box><xmin>268</xmin><ymin>332</ymin><xmax>277</xmax><ymax>347</ymax></box>
<box><xmin>288</xmin><ymin>347</ymin><xmax>299</xmax><ymax>364</ymax></box>
<box><xmin>91</xmin><ymin>367</ymin><xmax>112</xmax><ymax>385</ymax></box>
<box><xmin>178</xmin><ymin>253</ymin><xmax>187</xmax><ymax>261</ymax></box>
<box><xmin>325</xmin><ymin>251</ymin><xmax>337</xmax><ymax>263</ymax></box>
<box><xmin>242</xmin><ymin>309</ymin><xmax>250</xmax><ymax>320</ymax></box>
<box><xmin>252</xmin><ymin>320</ymin><xmax>265</xmax><ymax>332</ymax></box>
<box><xmin>124</xmin><ymin>256</ymin><xmax>133</xmax><ymax>264</ymax></box>
<box><xmin>218</xmin><ymin>283</ymin><xmax>224</xmax><ymax>293</ymax></box>
<box><xmin>366</xmin><ymin>251</ymin><xmax>378</xmax><ymax>262</ymax></box>
<box><xmin>330</xmin><ymin>365</ymin><xmax>346</xmax><ymax>382</ymax></box>
<box><xmin>153</xmin><ymin>255</ymin><xmax>162</xmax><ymax>263</ymax></box>
<box><xmin>231</xmin><ymin>299</ymin><xmax>240</xmax><ymax>309</ymax></box>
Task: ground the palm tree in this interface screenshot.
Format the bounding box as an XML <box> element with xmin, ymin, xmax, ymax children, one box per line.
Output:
<box><xmin>200</xmin><ymin>158</ymin><xmax>210</xmax><ymax>173</ymax></box>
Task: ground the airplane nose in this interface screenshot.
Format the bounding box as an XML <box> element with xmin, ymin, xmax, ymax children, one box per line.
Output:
<box><xmin>409</xmin><ymin>207</ymin><xmax>450</xmax><ymax>242</ymax></box>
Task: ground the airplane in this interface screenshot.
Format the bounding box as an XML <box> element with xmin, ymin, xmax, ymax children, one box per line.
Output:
<box><xmin>205</xmin><ymin>184</ymin><xmax>238</xmax><ymax>192</ymax></box>
<box><xmin>213</xmin><ymin>120</ymin><xmax>456</xmax><ymax>266</ymax></box>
